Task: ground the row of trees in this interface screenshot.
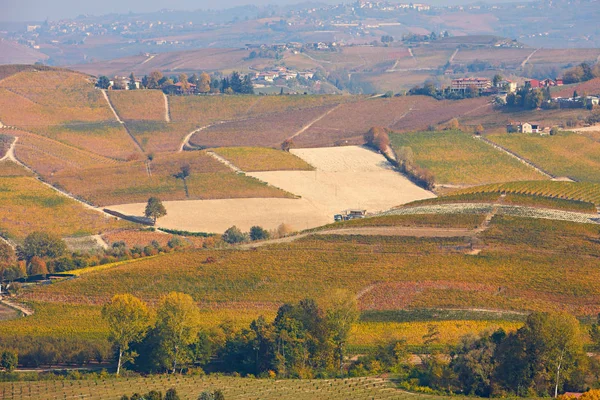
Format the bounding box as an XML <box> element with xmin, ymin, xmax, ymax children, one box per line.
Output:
<box><xmin>563</xmin><ymin>62</ymin><xmax>600</xmax><ymax>84</ymax></box>
<box><xmin>505</xmin><ymin>85</ymin><xmax>552</xmax><ymax>110</ymax></box>
<box><xmin>351</xmin><ymin>312</ymin><xmax>590</xmax><ymax>398</ymax></box>
<box><xmin>102</xmin><ymin>292</ymin><xmax>359</xmax><ymax>378</ymax></box>
<box><xmin>96</xmin><ymin>71</ymin><xmax>254</xmax><ymax>95</ymax></box>
<box><xmin>0</xmin><ymin>230</ymin><xmax>187</xmax><ymax>286</ymax></box>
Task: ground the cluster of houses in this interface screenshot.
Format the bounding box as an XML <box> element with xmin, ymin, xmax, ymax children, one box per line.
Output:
<box><xmin>450</xmin><ymin>77</ymin><xmax>565</xmax><ymax>95</ymax></box>
<box><xmin>252</xmin><ymin>67</ymin><xmax>315</xmax><ymax>86</ymax></box>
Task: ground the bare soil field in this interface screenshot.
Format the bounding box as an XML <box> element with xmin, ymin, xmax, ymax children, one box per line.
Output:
<box><xmin>108</xmin><ymin>146</ymin><xmax>434</xmax><ymax>233</ymax></box>
<box><xmin>317</xmin><ymin>226</ymin><xmax>475</xmax><ymax>237</ymax></box>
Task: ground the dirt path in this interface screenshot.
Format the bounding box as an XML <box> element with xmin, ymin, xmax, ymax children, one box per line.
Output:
<box><xmin>101</xmin><ymin>89</ymin><xmax>123</xmax><ymax>123</ymax></box>
<box><xmin>449</xmin><ymin>48</ymin><xmax>459</xmax><ymax>63</ymax></box>
<box><xmin>475</xmin><ymin>136</ymin><xmax>554</xmax><ymax>178</ymax></box>
<box><xmin>0</xmin><ymin>298</ymin><xmax>33</xmax><ymax>316</ymax></box>
<box><xmin>163</xmin><ymin>93</ymin><xmax>171</xmax><ymax>122</ymax></box>
<box><xmin>0</xmin><ymin>136</ymin><xmax>17</xmax><ymax>161</ymax></box>
<box><xmin>101</xmin><ymin>90</ymin><xmax>144</xmax><ymax>153</ymax></box>
<box><xmin>408</xmin><ymin>48</ymin><xmax>418</xmax><ymax>66</ymax></box>
<box><xmin>179</xmin><ymin>124</ymin><xmax>219</xmax><ymax>152</ymax></box>
<box><xmin>140</xmin><ymin>54</ymin><xmax>156</xmax><ymax>65</ymax></box>
<box><xmin>92</xmin><ymin>234</ymin><xmax>109</xmax><ymax>250</ymax></box>
<box><xmin>206</xmin><ymin>150</ymin><xmax>243</xmax><ymax>173</ymax></box>
<box><xmin>287</xmin><ymin>104</ymin><xmax>342</xmax><ymax>141</ymax></box>
<box><xmin>521</xmin><ymin>48</ymin><xmax>540</xmax><ymax>68</ymax></box>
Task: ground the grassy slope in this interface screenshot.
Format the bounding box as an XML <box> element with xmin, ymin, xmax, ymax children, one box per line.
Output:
<box><xmin>390</xmin><ymin>130</ymin><xmax>546</xmax><ymax>185</ymax></box>
<box><xmin>487</xmin><ymin>131</ymin><xmax>600</xmax><ymax>182</ymax></box>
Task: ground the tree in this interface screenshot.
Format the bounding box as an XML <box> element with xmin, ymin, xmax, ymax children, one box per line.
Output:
<box><xmin>230</xmin><ymin>72</ymin><xmax>243</xmax><ymax>93</ymax></box>
<box><xmin>281</xmin><ymin>138</ymin><xmax>294</xmax><ymax>152</ymax></box>
<box><xmin>198</xmin><ymin>73</ymin><xmax>211</xmax><ymax>93</ymax></box>
<box><xmin>102</xmin><ymin>294</ymin><xmax>151</xmax><ymax>375</ymax></box>
<box><xmin>241</xmin><ymin>75</ymin><xmax>254</xmax><ymax>94</ymax></box>
<box><xmin>0</xmin><ymin>350</ymin><xmax>17</xmax><ymax>372</ymax></box>
<box><xmin>493</xmin><ymin>74</ymin><xmax>503</xmax><ymax>87</ymax></box>
<box><xmin>155</xmin><ymin>292</ymin><xmax>201</xmax><ymax>373</ymax></box>
<box><xmin>147</xmin><ymin>71</ymin><xmax>163</xmax><ymax>89</ymax></box>
<box><xmin>145</xmin><ymin>197</ymin><xmax>167</xmax><ymax>225</ymax></box>
<box><xmin>165</xmin><ymin>388</ymin><xmax>180</xmax><ymax>400</ymax></box>
<box><xmin>446</xmin><ymin>118</ymin><xmax>460</xmax><ymax>131</ymax></box>
<box><xmin>222</xmin><ymin>226</ymin><xmax>246</xmax><ymax>244</ymax></box>
<box><xmin>178</xmin><ymin>74</ymin><xmax>190</xmax><ymax>92</ymax></box>
<box><xmin>27</xmin><ymin>256</ymin><xmax>48</xmax><ymax>276</ymax></box>
<box><xmin>249</xmin><ymin>226</ymin><xmax>269</xmax><ymax>241</ymax></box>
<box><xmin>96</xmin><ymin>76</ymin><xmax>111</xmax><ymax>89</ymax></box>
<box><xmin>364</xmin><ymin>127</ymin><xmax>390</xmax><ymax>153</ymax></box>
<box><xmin>475</xmin><ymin>124</ymin><xmax>485</xmax><ymax>135</ymax></box>
<box><xmin>128</xmin><ymin>73</ymin><xmax>137</xmax><ymax>90</ymax></box>
<box><xmin>22</xmin><ymin>231</ymin><xmax>66</xmax><ymax>261</ymax></box>
<box><xmin>324</xmin><ymin>289</ymin><xmax>359</xmax><ymax>374</ymax></box>
<box><xmin>173</xmin><ymin>165</ymin><xmax>190</xmax><ymax>198</ymax></box>
<box><xmin>0</xmin><ymin>241</ymin><xmax>16</xmax><ymax>267</ymax></box>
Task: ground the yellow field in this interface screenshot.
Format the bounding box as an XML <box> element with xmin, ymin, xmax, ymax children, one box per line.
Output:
<box><xmin>0</xmin><ymin>176</ymin><xmax>128</xmax><ymax>241</ymax></box>
<box><xmin>212</xmin><ymin>147</ymin><xmax>314</xmax><ymax>171</ymax></box>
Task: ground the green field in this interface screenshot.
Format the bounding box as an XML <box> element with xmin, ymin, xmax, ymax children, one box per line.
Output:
<box><xmin>212</xmin><ymin>147</ymin><xmax>314</xmax><ymax>171</ymax></box>
<box><xmin>389</xmin><ymin>130</ymin><xmax>546</xmax><ymax>185</ymax></box>
<box><xmin>487</xmin><ymin>131</ymin><xmax>600</xmax><ymax>182</ymax></box>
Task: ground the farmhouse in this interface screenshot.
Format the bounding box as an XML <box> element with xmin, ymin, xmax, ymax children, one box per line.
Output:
<box><xmin>525</xmin><ymin>78</ymin><xmax>563</xmax><ymax>88</ymax></box>
<box><xmin>451</xmin><ymin>78</ymin><xmax>492</xmax><ymax>91</ymax></box>
<box><xmin>506</xmin><ymin>122</ymin><xmax>544</xmax><ymax>133</ymax></box>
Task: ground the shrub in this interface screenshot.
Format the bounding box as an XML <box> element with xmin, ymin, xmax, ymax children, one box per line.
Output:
<box><xmin>222</xmin><ymin>226</ymin><xmax>246</xmax><ymax>244</ymax></box>
<box><xmin>249</xmin><ymin>226</ymin><xmax>270</xmax><ymax>241</ymax></box>
<box><xmin>364</xmin><ymin>126</ymin><xmax>390</xmax><ymax>153</ymax></box>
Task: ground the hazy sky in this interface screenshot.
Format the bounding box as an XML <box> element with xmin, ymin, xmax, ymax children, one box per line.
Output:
<box><xmin>1</xmin><ymin>0</ymin><xmax>521</xmax><ymax>21</ymax></box>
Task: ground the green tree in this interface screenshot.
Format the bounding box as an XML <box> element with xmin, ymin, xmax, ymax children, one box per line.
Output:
<box><xmin>165</xmin><ymin>388</ymin><xmax>180</xmax><ymax>400</ymax></box>
<box><xmin>147</xmin><ymin>71</ymin><xmax>163</xmax><ymax>89</ymax></box>
<box><xmin>22</xmin><ymin>231</ymin><xmax>66</xmax><ymax>261</ymax></box>
<box><xmin>155</xmin><ymin>292</ymin><xmax>201</xmax><ymax>373</ymax></box>
<box><xmin>102</xmin><ymin>294</ymin><xmax>151</xmax><ymax>375</ymax></box>
<box><xmin>222</xmin><ymin>226</ymin><xmax>246</xmax><ymax>244</ymax></box>
<box><xmin>249</xmin><ymin>226</ymin><xmax>269</xmax><ymax>241</ymax></box>
<box><xmin>178</xmin><ymin>74</ymin><xmax>190</xmax><ymax>92</ymax></box>
<box><xmin>128</xmin><ymin>73</ymin><xmax>137</xmax><ymax>90</ymax></box>
<box><xmin>0</xmin><ymin>350</ymin><xmax>18</xmax><ymax>372</ymax></box>
<box><xmin>325</xmin><ymin>289</ymin><xmax>359</xmax><ymax>374</ymax></box>
<box><xmin>0</xmin><ymin>240</ymin><xmax>16</xmax><ymax>267</ymax></box>
<box><xmin>493</xmin><ymin>74</ymin><xmax>503</xmax><ymax>87</ymax></box>
<box><xmin>230</xmin><ymin>72</ymin><xmax>243</xmax><ymax>93</ymax></box>
<box><xmin>145</xmin><ymin>197</ymin><xmax>167</xmax><ymax>225</ymax></box>
<box><xmin>96</xmin><ymin>76</ymin><xmax>111</xmax><ymax>89</ymax></box>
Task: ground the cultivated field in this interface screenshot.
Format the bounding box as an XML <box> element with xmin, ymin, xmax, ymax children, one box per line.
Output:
<box><xmin>487</xmin><ymin>131</ymin><xmax>600</xmax><ymax>182</ymax></box>
<box><xmin>0</xmin><ymin>375</ymin><xmax>422</xmax><ymax>400</ymax></box>
<box><xmin>0</xmin><ymin>71</ymin><xmax>113</xmax><ymax>126</ymax></box>
<box><xmin>126</xmin><ymin>120</ymin><xmax>197</xmax><ymax>153</ymax></box>
<box><xmin>211</xmin><ymin>147</ymin><xmax>314</xmax><ymax>171</ymax></box>
<box><xmin>0</xmin><ymin>176</ymin><xmax>128</xmax><ymax>241</ymax></box>
<box><xmin>107</xmin><ymin>90</ymin><xmax>167</xmax><ymax>121</ymax></box>
<box><xmin>52</xmin><ymin>151</ymin><xmax>293</xmax><ymax>207</ymax></box>
<box><xmin>389</xmin><ymin>130</ymin><xmax>547</xmax><ymax>185</ymax></box>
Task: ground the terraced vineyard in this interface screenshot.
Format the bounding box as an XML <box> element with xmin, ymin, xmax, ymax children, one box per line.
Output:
<box><xmin>389</xmin><ymin>130</ymin><xmax>547</xmax><ymax>185</ymax></box>
<box><xmin>212</xmin><ymin>147</ymin><xmax>314</xmax><ymax>171</ymax></box>
<box><xmin>487</xmin><ymin>131</ymin><xmax>600</xmax><ymax>182</ymax></box>
<box><xmin>0</xmin><ymin>375</ymin><xmax>422</xmax><ymax>400</ymax></box>
<box><xmin>450</xmin><ymin>181</ymin><xmax>600</xmax><ymax>206</ymax></box>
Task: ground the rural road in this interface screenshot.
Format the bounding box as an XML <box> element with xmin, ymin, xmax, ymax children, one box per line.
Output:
<box><xmin>163</xmin><ymin>93</ymin><xmax>171</xmax><ymax>122</ymax></box>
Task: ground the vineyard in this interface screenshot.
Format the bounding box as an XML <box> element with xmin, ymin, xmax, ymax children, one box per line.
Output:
<box><xmin>0</xmin><ymin>375</ymin><xmax>423</xmax><ymax>400</ymax></box>
<box><xmin>102</xmin><ymin>229</ymin><xmax>208</xmax><ymax>248</ymax></box>
<box><xmin>212</xmin><ymin>147</ymin><xmax>314</xmax><ymax>171</ymax></box>
<box><xmin>107</xmin><ymin>90</ymin><xmax>167</xmax><ymax>121</ymax></box>
<box><xmin>486</xmin><ymin>131</ymin><xmax>600</xmax><ymax>182</ymax></box>
<box><xmin>450</xmin><ymin>181</ymin><xmax>600</xmax><ymax>206</ymax></box>
<box><xmin>29</xmin><ymin>122</ymin><xmax>140</xmax><ymax>160</ymax></box>
<box><xmin>389</xmin><ymin>130</ymin><xmax>547</xmax><ymax>185</ymax></box>
<box><xmin>0</xmin><ymin>160</ymin><xmax>32</xmax><ymax>177</ymax></box>
<box><xmin>126</xmin><ymin>120</ymin><xmax>197</xmax><ymax>153</ymax></box>
<box><xmin>0</xmin><ymin>176</ymin><xmax>128</xmax><ymax>241</ymax></box>
<box><xmin>0</xmin><ymin>71</ymin><xmax>113</xmax><ymax>126</ymax></box>
<box><xmin>48</xmin><ymin>151</ymin><xmax>293</xmax><ymax>206</ymax></box>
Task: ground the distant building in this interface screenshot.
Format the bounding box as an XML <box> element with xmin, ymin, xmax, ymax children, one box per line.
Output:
<box><xmin>506</xmin><ymin>122</ymin><xmax>543</xmax><ymax>133</ymax></box>
<box><xmin>451</xmin><ymin>78</ymin><xmax>492</xmax><ymax>91</ymax></box>
<box><xmin>497</xmin><ymin>80</ymin><xmax>517</xmax><ymax>93</ymax></box>
<box><xmin>525</xmin><ymin>78</ymin><xmax>563</xmax><ymax>88</ymax></box>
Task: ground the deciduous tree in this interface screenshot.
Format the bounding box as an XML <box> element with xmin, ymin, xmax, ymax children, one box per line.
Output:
<box><xmin>102</xmin><ymin>294</ymin><xmax>151</xmax><ymax>375</ymax></box>
<box><xmin>145</xmin><ymin>197</ymin><xmax>167</xmax><ymax>225</ymax></box>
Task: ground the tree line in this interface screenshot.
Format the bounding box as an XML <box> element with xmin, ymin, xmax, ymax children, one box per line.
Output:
<box><xmin>96</xmin><ymin>71</ymin><xmax>254</xmax><ymax>95</ymax></box>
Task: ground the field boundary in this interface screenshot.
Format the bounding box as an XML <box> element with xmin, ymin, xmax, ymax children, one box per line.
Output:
<box><xmin>476</xmin><ymin>135</ymin><xmax>554</xmax><ymax>178</ymax></box>
<box><xmin>287</xmin><ymin>104</ymin><xmax>342</xmax><ymax>141</ymax></box>
<box><xmin>163</xmin><ymin>93</ymin><xmax>171</xmax><ymax>122</ymax></box>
